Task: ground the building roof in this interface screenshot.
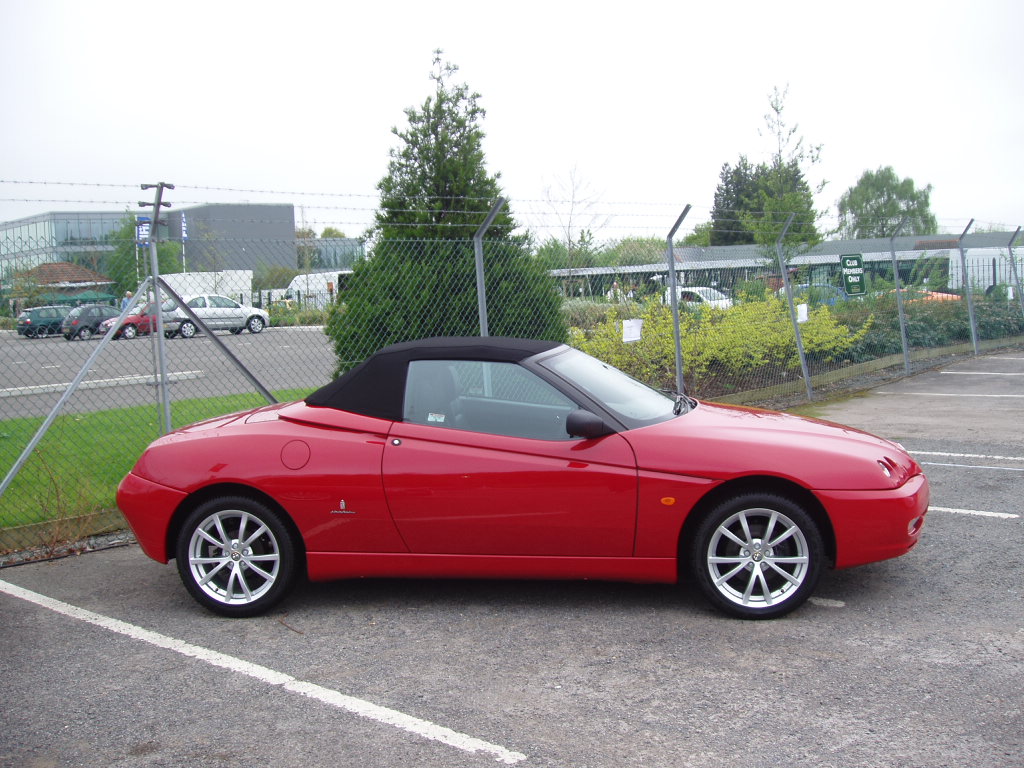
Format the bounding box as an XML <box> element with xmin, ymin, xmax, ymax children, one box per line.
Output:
<box><xmin>20</xmin><ymin>261</ymin><xmax>113</xmax><ymax>288</ymax></box>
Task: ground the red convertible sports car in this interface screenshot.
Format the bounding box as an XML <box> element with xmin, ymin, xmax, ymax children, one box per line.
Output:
<box><xmin>117</xmin><ymin>337</ymin><xmax>928</xmax><ymax>619</ymax></box>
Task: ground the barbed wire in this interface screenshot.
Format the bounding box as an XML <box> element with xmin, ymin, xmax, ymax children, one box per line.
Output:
<box><xmin>0</xmin><ymin>180</ymin><xmax>1013</xmax><ymax>237</ymax></box>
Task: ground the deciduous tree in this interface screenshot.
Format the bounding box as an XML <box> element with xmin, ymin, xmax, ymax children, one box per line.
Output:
<box><xmin>837</xmin><ymin>166</ymin><xmax>938</xmax><ymax>239</ymax></box>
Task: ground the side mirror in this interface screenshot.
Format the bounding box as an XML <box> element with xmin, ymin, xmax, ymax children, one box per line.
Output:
<box><xmin>566</xmin><ymin>409</ymin><xmax>614</xmax><ymax>439</ymax></box>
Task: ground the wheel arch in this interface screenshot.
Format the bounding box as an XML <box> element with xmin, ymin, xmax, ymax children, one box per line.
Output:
<box><xmin>166</xmin><ymin>483</ymin><xmax>307</xmax><ymax>570</ymax></box>
<box><xmin>677</xmin><ymin>475</ymin><xmax>836</xmax><ymax>577</ymax></box>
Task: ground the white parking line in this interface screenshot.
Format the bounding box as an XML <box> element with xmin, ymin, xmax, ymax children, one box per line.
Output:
<box><xmin>930</xmin><ymin>506</ymin><xmax>1020</xmax><ymax>520</ymax></box>
<box><xmin>922</xmin><ymin>462</ymin><xmax>1024</xmax><ymax>472</ymax></box>
<box><xmin>0</xmin><ymin>371</ymin><xmax>205</xmax><ymax>398</ymax></box>
<box><xmin>0</xmin><ymin>579</ymin><xmax>527</xmax><ymax>765</ymax></box>
<box><xmin>941</xmin><ymin>371</ymin><xmax>1024</xmax><ymax>376</ymax></box>
<box><xmin>875</xmin><ymin>391</ymin><xmax>1024</xmax><ymax>398</ymax></box>
<box><xmin>911</xmin><ymin>451</ymin><xmax>1024</xmax><ymax>462</ymax></box>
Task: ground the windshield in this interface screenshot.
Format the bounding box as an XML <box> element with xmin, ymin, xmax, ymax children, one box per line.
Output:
<box><xmin>539</xmin><ymin>347</ymin><xmax>678</xmax><ymax>427</ymax></box>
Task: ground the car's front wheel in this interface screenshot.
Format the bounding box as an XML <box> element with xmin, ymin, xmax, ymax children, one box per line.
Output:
<box><xmin>178</xmin><ymin>320</ymin><xmax>197</xmax><ymax>339</ymax></box>
<box><xmin>689</xmin><ymin>493</ymin><xmax>823</xmax><ymax>619</ymax></box>
<box><xmin>247</xmin><ymin>315</ymin><xmax>265</xmax><ymax>334</ymax></box>
<box><xmin>175</xmin><ymin>496</ymin><xmax>297</xmax><ymax>617</ymax></box>
<box><xmin>121</xmin><ymin>324</ymin><xmax>138</xmax><ymax>339</ymax></box>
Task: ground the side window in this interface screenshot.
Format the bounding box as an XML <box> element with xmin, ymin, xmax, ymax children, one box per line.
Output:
<box><xmin>210</xmin><ymin>296</ymin><xmax>239</xmax><ymax>308</ymax></box>
<box><xmin>403</xmin><ymin>360</ymin><xmax>577</xmax><ymax>441</ymax></box>
<box><xmin>188</xmin><ymin>297</ymin><xmax>207</xmax><ymax>308</ymax></box>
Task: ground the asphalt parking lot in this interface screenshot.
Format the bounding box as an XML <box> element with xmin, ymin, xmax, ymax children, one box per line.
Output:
<box><xmin>1</xmin><ymin>351</ymin><xmax>1021</xmax><ymax>767</ymax></box>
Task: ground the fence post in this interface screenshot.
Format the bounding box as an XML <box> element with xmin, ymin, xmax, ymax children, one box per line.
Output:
<box><xmin>775</xmin><ymin>214</ymin><xmax>812</xmax><ymax>400</ymax></box>
<box><xmin>473</xmin><ymin>198</ymin><xmax>506</xmax><ymax>337</ymax></box>
<box><xmin>888</xmin><ymin>216</ymin><xmax>911</xmax><ymax>374</ymax></box>
<box><xmin>666</xmin><ymin>205</ymin><xmax>691</xmax><ymax>396</ymax></box>
<box><xmin>956</xmin><ymin>219</ymin><xmax>980</xmax><ymax>355</ymax></box>
<box><xmin>140</xmin><ymin>182</ymin><xmax>174</xmax><ymax>434</ymax></box>
<box><xmin>1007</xmin><ymin>227</ymin><xmax>1024</xmax><ymax>323</ymax></box>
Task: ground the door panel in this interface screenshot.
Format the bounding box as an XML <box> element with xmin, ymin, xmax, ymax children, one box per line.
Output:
<box><xmin>383</xmin><ymin>423</ymin><xmax>638</xmax><ymax>556</ymax></box>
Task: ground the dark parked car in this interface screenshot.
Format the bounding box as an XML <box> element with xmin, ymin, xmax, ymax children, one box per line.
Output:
<box><xmin>16</xmin><ymin>305</ymin><xmax>70</xmax><ymax>338</ymax></box>
<box><xmin>61</xmin><ymin>304</ymin><xmax>120</xmax><ymax>340</ymax></box>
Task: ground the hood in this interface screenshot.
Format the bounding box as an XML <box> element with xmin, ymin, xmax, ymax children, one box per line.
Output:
<box><xmin>624</xmin><ymin>401</ymin><xmax>920</xmax><ymax>491</ymax></box>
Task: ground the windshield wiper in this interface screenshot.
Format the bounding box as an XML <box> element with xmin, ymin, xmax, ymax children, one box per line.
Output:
<box><xmin>672</xmin><ymin>393</ymin><xmax>696</xmax><ymax>415</ymax></box>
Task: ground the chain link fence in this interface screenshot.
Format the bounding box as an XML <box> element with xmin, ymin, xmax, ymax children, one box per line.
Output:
<box><xmin>2</xmin><ymin>227</ymin><xmax>1023</xmax><ymax>553</ymax></box>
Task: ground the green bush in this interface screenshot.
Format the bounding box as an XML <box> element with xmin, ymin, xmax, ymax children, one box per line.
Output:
<box><xmin>570</xmin><ymin>298</ymin><xmax>872</xmax><ymax>394</ymax></box>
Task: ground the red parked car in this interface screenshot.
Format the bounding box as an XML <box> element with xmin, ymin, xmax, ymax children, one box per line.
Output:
<box><xmin>98</xmin><ymin>302</ymin><xmax>179</xmax><ymax>339</ymax></box>
<box><xmin>117</xmin><ymin>337</ymin><xmax>929</xmax><ymax>619</ymax></box>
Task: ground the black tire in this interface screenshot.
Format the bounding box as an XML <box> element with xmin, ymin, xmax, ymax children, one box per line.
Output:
<box><xmin>179</xmin><ymin>320</ymin><xmax>197</xmax><ymax>339</ymax></box>
<box><xmin>121</xmin><ymin>324</ymin><xmax>138</xmax><ymax>340</ymax></box>
<box><xmin>24</xmin><ymin>328</ymin><xmax>37</xmax><ymax>339</ymax></box>
<box><xmin>175</xmin><ymin>496</ymin><xmax>297</xmax><ymax>617</ymax></box>
<box><xmin>78</xmin><ymin>327</ymin><xmax>93</xmax><ymax>341</ymax></box>
<box><xmin>247</xmin><ymin>315</ymin><xmax>265</xmax><ymax>334</ymax></box>
<box><xmin>689</xmin><ymin>493</ymin><xmax>823</xmax><ymax>619</ymax></box>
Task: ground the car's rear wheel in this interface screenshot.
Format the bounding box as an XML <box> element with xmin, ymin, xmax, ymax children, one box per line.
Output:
<box><xmin>179</xmin><ymin>320</ymin><xmax>197</xmax><ymax>339</ymax></box>
<box><xmin>247</xmin><ymin>315</ymin><xmax>265</xmax><ymax>334</ymax></box>
<box><xmin>78</xmin><ymin>327</ymin><xmax>93</xmax><ymax>340</ymax></box>
<box><xmin>689</xmin><ymin>493</ymin><xmax>822</xmax><ymax>619</ymax></box>
<box><xmin>24</xmin><ymin>327</ymin><xmax>37</xmax><ymax>339</ymax></box>
<box><xmin>121</xmin><ymin>324</ymin><xmax>138</xmax><ymax>339</ymax></box>
<box><xmin>175</xmin><ymin>496</ymin><xmax>297</xmax><ymax>617</ymax></box>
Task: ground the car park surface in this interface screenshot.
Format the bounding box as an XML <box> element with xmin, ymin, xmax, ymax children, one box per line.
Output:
<box><xmin>1</xmin><ymin>349</ymin><xmax>1021</xmax><ymax>767</ymax></box>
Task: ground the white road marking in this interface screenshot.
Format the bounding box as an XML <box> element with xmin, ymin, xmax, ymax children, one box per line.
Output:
<box><xmin>0</xmin><ymin>579</ymin><xmax>527</xmax><ymax>765</ymax></box>
<box><xmin>911</xmin><ymin>451</ymin><xmax>1024</xmax><ymax>462</ymax></box>
<box><xmin>941</xmin><ymin>371</ymin><xmax>1024</xmax><ymax>376</ymax></box>
<box><xmin>875</xmin><ymin>391</ymin><xmax>1024</xmax><ymax>398</ymax></box>
<box><xmin>930</xmin><ymin>506</ymin><xmax>1019</xmax><ymax>520</ymax></box>
<box><xmin>922</xmin><ymin>462</ymin><xmax>1024</xmax><ymax>472</ymax></box>
<box><xmin>0</xmin><ymin>371</ymin><xmax>205</xmax><ymax>398</ymax></box>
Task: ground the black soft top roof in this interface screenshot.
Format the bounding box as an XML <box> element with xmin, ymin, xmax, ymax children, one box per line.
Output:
<box><xmin>305</xmin><ymin>336</ymin><xmax>564</xmax><ymax>420</ymax></box>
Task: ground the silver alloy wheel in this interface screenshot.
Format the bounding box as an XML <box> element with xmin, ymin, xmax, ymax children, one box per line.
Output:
<box><xmin>179</xmin><ymin>321</ymin><xmax>197</xmax><ymax>338</ymax></box>
<box><xmin>78</xmin><ymin>327</ymin><xmax>93</xmax><ymax>340</ymax></box>
<box><xmin>122</xmin><ymin>324</ymin><xmax>137</xmax><ymax>339</ymax></box>
<box><xmin>186</xmin><ymin>509</ymin><xmax>281</xmax><ymax>606</ymax></box>
<box><xmin>705</xmin><ymin>507</ymin><xmax>810</xmax><ymax>609</ymax></box>
<box><xmin>247</xmin><ymin>316</ymin><xmax>265</xmax><ymax>333</ymax></box>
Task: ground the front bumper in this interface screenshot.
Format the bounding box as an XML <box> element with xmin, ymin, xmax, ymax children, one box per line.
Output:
<box><xmin>817</xmin><ymin>473</ymin><xmax>929</xmax><ymax>569</ymax></box>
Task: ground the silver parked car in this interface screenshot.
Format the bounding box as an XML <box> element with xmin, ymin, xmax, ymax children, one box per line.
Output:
<box><xmin>162</xmin><ymin>294</ymin><xmax>270</xmax><ymax>338</ymax></box>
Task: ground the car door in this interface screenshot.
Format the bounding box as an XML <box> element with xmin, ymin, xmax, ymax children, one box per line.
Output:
<box><xmin>185</xmin><ymin>295</ymin><xmax>213</xmax><ymax>328</ymax></box>
<box><xmin>381</xmin><ymin>359</ymin><xmax>639</xmax><ymax>557</ymax></box>
<box><xmin>208</xmin><ymin>295</ymin><xmax>243</xmax><ymax>329</ymax></box>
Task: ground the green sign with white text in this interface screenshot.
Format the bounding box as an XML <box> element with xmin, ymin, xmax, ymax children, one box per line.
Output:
<box><xmin>841</xmin><ymin>254</ymin><xmax>865</xmax><ymax>295</ymax></box>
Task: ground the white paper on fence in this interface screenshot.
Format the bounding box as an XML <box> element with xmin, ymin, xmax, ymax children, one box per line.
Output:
<box><xmin>797</xmin><ymin>303</ymin><xmax>809</xmax><ymax>324</ymax></box>
<box><xmin>623</xmin><ymin>318</ymin><xmax>643</xmax><ymax>342</ymax></box>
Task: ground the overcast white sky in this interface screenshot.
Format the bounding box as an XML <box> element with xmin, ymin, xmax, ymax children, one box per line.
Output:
<box><xmin>1</xmin><ymin>0</ymin><xmax>1022</xmax><ymax>240</ymax></box>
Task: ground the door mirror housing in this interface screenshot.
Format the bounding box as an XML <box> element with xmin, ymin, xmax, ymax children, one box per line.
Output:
<box><xmin>566</xmin><ymin>409</ymin><xmax>615</xmax><ymax>439</ymax></box>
